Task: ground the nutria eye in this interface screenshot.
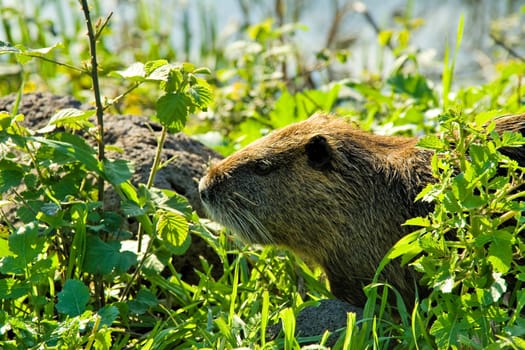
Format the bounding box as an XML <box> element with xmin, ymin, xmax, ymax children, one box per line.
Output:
<box><xmin>253</xmin><ymin>160</ymin><xmax>273</xmax><ymax>175</ymax></box>
<box><xmin>305</xmin><ymin>135</ymin><xmax>332</xmax><ymax>169</ymax></box>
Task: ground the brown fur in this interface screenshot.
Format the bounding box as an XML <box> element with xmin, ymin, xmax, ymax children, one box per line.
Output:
<box><xmin>198</xmin><ymin>112</ymin><xmax>525</xmax><ymax>306</ymax></box>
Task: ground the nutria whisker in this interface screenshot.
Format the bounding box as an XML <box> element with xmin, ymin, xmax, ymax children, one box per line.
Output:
<box><xmin>232</xmin><ymin>191</ymin><xmax>259</xmax><ymax>206</ymax></box>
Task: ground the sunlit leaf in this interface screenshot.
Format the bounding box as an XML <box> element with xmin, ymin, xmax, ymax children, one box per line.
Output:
<box><xmin>42</xmin><ymin>108</ymin><xmax>95</xmax><ymax>132</ymax></box>
<box><xmin>110</xmin><ymin>62</ymin><xmax>146</xmax><ymax>81</ymax></box>
<box><xmin>157</xmin><ymin>211</ymin><xmax>189</xmax><ymax>254</ymax></box>
<box><xmin>156</xmin><ymin>93</ymin><xmax>191</xmax><ymax>133</ymax></box>
<box><xmin>417</xmin><ymin>135</ymin><xmax>446</xmax><ymax>150</ymax></box>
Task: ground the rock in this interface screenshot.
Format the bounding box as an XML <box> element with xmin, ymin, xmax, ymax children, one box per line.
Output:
<box><xmin>0</xmin><ymin>92</ymin><xmax>222</xmax><ymax>217</ymax></box>
<box><xmin>0</xmin><ymin>92</ymin><xmax>223</xmax><ymax>282</ymax></box>
<box><xmin>0</xmin><ymin>91</ymin><xmax>89</xmax><ymax>129</ymax></box>
<box><xmin>267</xmin><ymin>299</ymin><xmax>363</xmax><ymax>347</ymax></box>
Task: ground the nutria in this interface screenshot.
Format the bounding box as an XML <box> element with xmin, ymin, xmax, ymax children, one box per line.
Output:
<box><xmin>198</xmin><ymin>112</ymin><xmax>525</xmax><ymax>306</ymax></box>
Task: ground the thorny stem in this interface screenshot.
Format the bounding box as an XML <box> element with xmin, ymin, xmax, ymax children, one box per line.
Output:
<box><xmin>79</xmin><ymin>0</ymin><xmax>113</xmax><ymax>309</ymax></box>
<box><xmin>79</xmin><ymin>0</ymin><xmax>111</xmax><ymax>203</ymax></box>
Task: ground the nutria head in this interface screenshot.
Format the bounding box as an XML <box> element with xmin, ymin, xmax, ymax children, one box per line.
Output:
<box><xmin>199</xmin><ymin>113</ymin><xmax>434</xmax><ymax>305</ymax></box>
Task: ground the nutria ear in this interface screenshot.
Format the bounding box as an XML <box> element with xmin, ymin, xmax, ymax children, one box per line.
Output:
<box><xmin>305</xmin><ymin>135</ymin><xmax>332</xmax><ymax>169</ymax></box>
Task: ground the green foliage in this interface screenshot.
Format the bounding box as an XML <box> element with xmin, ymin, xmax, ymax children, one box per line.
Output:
<box><xmin>1</xmin><ymin>1</ymin><xmax>525</xmax><ymax>349</ymax></box>
<box><xmin>409</xmin><ymin>111</ymin><xmax>525</xmax><ymax>348</ymax></box>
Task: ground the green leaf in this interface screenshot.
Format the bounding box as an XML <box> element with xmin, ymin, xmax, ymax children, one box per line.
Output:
<box><xmin>29</xmin><ymin>136</ymin><xmax>101</xmax><ymax>175</ymax></box>
<box><xmin>156</xmin><ymin>93</ymin><xmax>191</xmax><ymax>133</ymax></box>
<box><xmin>9</xmin><ymin>223</ymin><xmax>45</xmax><ymax>263</ymax></box>
<box><xmin>0</xmin><ymin>237</ymin><xmax>12</xmax><ymax>258</ymax></box>
<box><xmin>430</xmin><ymin>312</ymin><xmax>467</xmax><ymax>349</ymax></box>
<box><xmin>128</xmin><ymin>288</ymin><xmax>159</xmax><ymax>315</ymax></box>
<box><xmin>121</xmin><ymin>200</ymin><xmax>146</xmax><ymax>217</ymax></box>
<box><xmin>56</xmin><ymin>279</ymin><xmax>90</xmax><ymax>317</ymax></box>
<box><xmin>144</xmin><ymin>59</ymin><xmax>169</xmax><ymax>75</ymax></box>
<box><xmin>110</xmin><ymin>62</ymin><xmax>146</xmax><ymax>81</ymax></box>
<box><xmin>188</xmin><ymin>83</ymin><xmax>212</xmax><ymax>109</ymax></box>
<box><xmin>83</xmin><ymin>236</ymin><xmax>137</xmax><ymax>274</ymax></box>
<box><xmin>98</xmin><ymin>305</ymin><xmax>119</xmax><ymax>327</ymax></box>
<box><xmin>384</xmin><ymin>230</ymin><xmax>423</xmax><ymax>267</ymax></box>
<box><xmin>474</xmin><ymin>111</ymin><xmax>501</xmax><ymax>128</ymax></box>
<box><xmin>417</xmin><ymin>135</ymin><xmax>446</xmax><ymax>150</ymax></box>
<box><xmin>103</xmin><ymin>159</ymin><xmax>133</xmax><ymax>185</ymax></box>
<box><xmin>156</xmin><ymin>211</ymin><xmax>189</xmax><ymax>254</ymax></box>
<box><xmin>387</xmin><ymin>72</ymin><xmax>435</xmax><ymax>103</ymax></box>
<box><xmin>404</xmin><ymin>216</ymin><xmax>430</xmax><ymax>227</ymax></box>
<box><xmin>147</xmin><ymin>64</ymin><xmax>172</xmax><ymax>82</ymax></box>
<box><xmin>42</xmin><ymin>108</ymin><xmax>95</xmax><ymax>132</ymax></box>
<box><xmin>0</xmin><ymin>279</ymin><xmax>30</xmax><ymax>299</ymax></box>
<box><xmin>0</xmin><ymin>169</ymin><xmax>23</xmax><ymax>193</ymax></box>
<box><xmin>487</xmin><ymin>231</ymin><xmax>513</xmax><ymax>273</ymax></box>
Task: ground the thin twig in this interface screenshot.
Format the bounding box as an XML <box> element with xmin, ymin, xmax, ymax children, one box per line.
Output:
<box><xmin>79</xmin><ymin>0</ymin><xmax>109</xmax><ymax>204</ymax></box>
<box><xmin>490</xmin><ymin>32</ymin><xmax>525</xmax><ymax>62</ymax></box>
<box><xmin>24</xmin><ymin>53</ymin><xmax>86</xmax><ymax>73</ymax></box>
<box><xmin>102</xmin><ymin>82</ymin><xmax>141</xmax><ymax>111</ymax></box>
<box><xmin>95</xmin><ymin>12</ymin><xmax>113</xmax><ymax>41</ymax></box>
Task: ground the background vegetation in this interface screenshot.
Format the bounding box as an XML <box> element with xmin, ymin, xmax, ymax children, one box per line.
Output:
<box><xmin>0</xmin><ymin>0</ymin><xmax>525</xmax><ymax>348</ymax></box>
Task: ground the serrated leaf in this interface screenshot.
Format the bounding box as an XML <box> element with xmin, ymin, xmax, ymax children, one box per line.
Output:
<box><xmin>417</xmin><ymin>135</ymin><xmax>446</xmax><ymax>150</ymax></box>
<box><xmin>156</xmin><ymin>93</ymin><xmax>190</xmax><ymax>133</ymax></box>
<box><xmin>56</xmin><ymin>279</ymin><xmax>90</xmax><ymax>317</ymax></box>
<box><xmin>189</xmin><ymin>83</ymin><xmax>212</xmax><ymax>108</ymax></box>
<box><xmin>103</xmin><ymin>159</ymin><xmax>133</xmax><ymax>185</ymax></box>
<box><xmin>29</xmin><ymin>136</ymin><xmax>101</xmax><ymax>175</ymax></box>
<box><xmin>157</xmin><ymin>211</ymin><xmax>189</xmax><ymax>253</ymax></box>
<box><xmin>144</xmin><ymin>59</ymin><xmax>169</xmax><ymax>75</ymax></box>
<box><xmin>110</xmin><ymin>62</ymin><xmax>146</xmax><ymax>81</ymax></box>
<box><xmin>147</xmin><ymin>64</ymin><xmax>172</xmax><ymax>82</ymax></box>
<box><xmin>385</xmin><ymin>230</ymin><xmax>423</xmax><ymax>266</ymax></box>
<box><xmin>43</xmin><ymin>108</ymin><xmax>95</xmax><ymax>131</ymax></box>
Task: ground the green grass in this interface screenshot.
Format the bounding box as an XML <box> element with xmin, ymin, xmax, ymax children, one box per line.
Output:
<box><xmin>1</xmin><ymin>1</ymin><xmax>525</xmax><ymax>349</ymax></box>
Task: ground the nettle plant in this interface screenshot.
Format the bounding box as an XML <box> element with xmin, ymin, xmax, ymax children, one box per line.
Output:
<box><xmin>0</xmin><ymin>58</ymin><xmax>211</xmax><ymax>347</ymax></box>
<box><xmin>385</xmin><ymin>110</ymin><xmax>525</xmax><ymax>348</ymax></box>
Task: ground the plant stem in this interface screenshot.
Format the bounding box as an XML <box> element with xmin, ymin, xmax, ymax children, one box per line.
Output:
<box><xmin>146</xmin><ymin>126</ymin><xmax>168</xmax><ymax>189</ymax></box>
<box><xmin>79</xmin><ymin>0</ymin><xmax>108</xmax><ymax>203</ymax></box>
<box><xmin>136</xmin><ymin>126</ymin><xmax>168</xmax><ymax>252</ymax></box>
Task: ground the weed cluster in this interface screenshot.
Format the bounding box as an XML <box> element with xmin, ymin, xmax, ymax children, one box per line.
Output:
<box><xmin>0</xmin><ymin>1</ymin><xmax>525</xmax><ymax>349</ymax></box>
